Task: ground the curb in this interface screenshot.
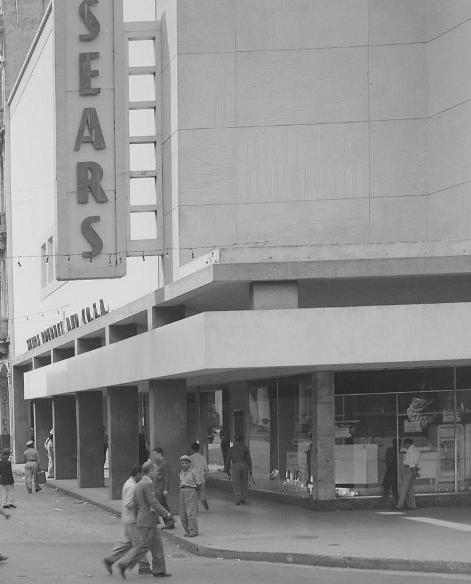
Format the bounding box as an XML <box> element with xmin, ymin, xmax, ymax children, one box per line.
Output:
<box><xmin>42</xmin><ymin>479</ymin><xmax>471</xmax><ymax>576</ymax></box>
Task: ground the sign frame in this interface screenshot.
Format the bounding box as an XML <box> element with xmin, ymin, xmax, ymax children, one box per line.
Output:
<box><xmin>54</xmin><ymin>0</ymin><xmax>127</xmax><ymax>280</ymax></box>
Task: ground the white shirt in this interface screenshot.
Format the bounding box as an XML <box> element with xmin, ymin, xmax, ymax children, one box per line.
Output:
<box><xmin>404</xmin><ymin>444</ymin><xmax>421</xmax><ymax>468</ymax></box>
<box><xmin>190</xmin><ymin>452</ymin><xmax>209</xmax><ymax>483</ymax></box>
<box><xmin>121</xmin><ymin>476</ymin><xmax>138</xmax><ymax>524</ymax></box>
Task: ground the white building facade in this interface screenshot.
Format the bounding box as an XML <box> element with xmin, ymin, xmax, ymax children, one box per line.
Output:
<box><xmin>7</xmin><ymin>0</ymin><xmax>471</xmax><ymax>507</ymax></box>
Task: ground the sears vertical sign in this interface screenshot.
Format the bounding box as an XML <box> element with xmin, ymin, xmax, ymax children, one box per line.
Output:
<box><xmin>54</xmin><ymin>0</ymin><xmax>127</xmax><ymax>279</ymax></box>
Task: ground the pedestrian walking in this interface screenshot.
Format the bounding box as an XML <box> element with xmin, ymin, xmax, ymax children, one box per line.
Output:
<box><xmin>150</xmin><ymin>447</ymin><xmax>175</xmax><ymax>529</ymax></box>
<box><xmin>103</xmin><ymin>464</ymin><xmax>151</xmax><ymax>576</ymax></box>
<box><xmin>44</xmin><ymin>430</ymin><xmax>54</xmax><ymax>479</ymax></box>
<box><xmin>225</xmin><ymin>434</ymin><xmax>252</xmax><ymax>505</ymax></box>
<box><xmin>23</xmin><ymin>440</ymin><xmax>41</xmax><ymax>494</ymax></box>
<box><xmin>190</xmin><ymin>442</ymin><xmax>209</xmax><ymax>510</ymax></box>
<box><xmin>0</xmin><ymin>449</ymin><xmax>16</xmax><ymax>509</ymax></box>
<box><xmin>396</xmin><ymin>438</ymin><xmax>421</xmax><ymax>510</ymax></box>
<box><xmin>179</xmin><ymin>454</ymin><xmax>202</xmax><ymax>537</ymax></box>
<box><xmin>117</xmin><ymin>461</ymin><xmax>173</xmax><ymax>579</ymax></box>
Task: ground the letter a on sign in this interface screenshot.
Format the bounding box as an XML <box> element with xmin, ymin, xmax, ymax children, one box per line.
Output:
<box><xmin>75</xmin><ymin>108</ymin><xmax>106</xmax><ymax>150</ymax></box>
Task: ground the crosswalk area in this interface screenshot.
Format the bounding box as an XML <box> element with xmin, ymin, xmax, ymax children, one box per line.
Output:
<box><xmin>377</xmin><ymin>511</ymin><xmax>471</xmax><ymax>531</ymax></box>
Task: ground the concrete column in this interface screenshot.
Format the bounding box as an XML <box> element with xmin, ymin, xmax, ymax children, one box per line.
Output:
<box><xmin>186</xmin><ymin>391</ymin><xmax>197</xmax><ymax>443</ymax></box>
<box><xmin>228</xmin><ymin>381</ymin><xmax>249</xmax><ymax>441</ymax></box>
<box><xmin>278</xmin><ymin>385</ymin><xmax>296</xmax><ymax>481</ymax></box>
<box><xmin>222</xmin><ymin>387</ymin><xmax>230</xmax><ymax>437</ymax></box>
<box><xmin>33</xmin><ymin>399</ymin><xmax>52</xmax><ymax>469</ymax></box>
<box><xmin>250</xmin><ymin>281</ymin><xmax>298</xmax><ymax>310</ymax></box>
<box><xmin>76</xmin><ymin>391</ymin><xmax>104</xmax><ymax>488</ymax></box>
<box><xmin>12</xmin><ymin>365</ymin><xmax>32</xmax><ymax>462</ymax></box>
<box><xmin>107</xmin><ymin>387</ymin><xmax>139</xmax><ymax>500</ymax></box>
<box><xmin>199</xmin><ymin>391</ymin><xmax>209</xmax><ymax>459</ymax></box>
<box><xmin>149</xmin><ymin>380</ymin><xmax>187</xmax><ymax>512</ymax></box>
<box><xmin>53</xmin><ymin>396</ymin><xmax>77</xmax><ymax>479</ymax></box>
<box><xmin>311</xmin><ymin>372</ymin><xmax>335</xmax><ymax>501</ymax></box>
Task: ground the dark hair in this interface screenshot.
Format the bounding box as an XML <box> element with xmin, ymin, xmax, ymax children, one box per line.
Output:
<box><xmin>191</xmin><ymin>442</ymin><xmax>200</xmax><ymax>452</ymax></box>
<box><xmin>130</xmin><ymin>464</ymin><xmax>142</xmax><ymax>477</ymax></box>
<box><xmin>404</xmin><ymin>438</ymin><xmax>413</xmax><ymax>446</ymax></box>
<box><xmin>153</xmin><ymin>447</ymin><xmax>164</xmax><ymax>455</ymax></box>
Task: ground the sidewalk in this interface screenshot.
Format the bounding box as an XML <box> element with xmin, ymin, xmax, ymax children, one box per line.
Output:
<box><xmin>14</xmin><ymin>466</ymin><xmax>471</xmax><ymax>575</ymax></box>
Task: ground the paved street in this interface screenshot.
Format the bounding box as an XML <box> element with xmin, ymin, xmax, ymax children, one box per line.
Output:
<box><xmin>0</xmin><ymin>484</ymin><xmax>470</xmax><ymax>583</ymax></box>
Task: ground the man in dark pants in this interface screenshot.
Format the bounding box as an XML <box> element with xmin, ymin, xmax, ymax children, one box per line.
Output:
<box><xmin>225</xmin><ymin>435</ymin><xmax>253</xmax><ymax>505</ymax></box>
<box><xmin>150</xmin><ymin>447</ymin><xmax>175</xmax><ymax>529</ymax></box>
<box><xmin>117</xmin><ymin>461</ymin><xmax>173</xmax><ymax>579</ymax></box>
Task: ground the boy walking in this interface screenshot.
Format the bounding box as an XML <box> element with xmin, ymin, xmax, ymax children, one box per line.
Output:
<box><xmin>0</xmin><ymin>449</ymin><xmax>16</xmax><ymax>509</ymax></box>
<box><xmin>179</xmin><ymin>455</ymin><xmax>202</xmax><ymax>537</ymax></box>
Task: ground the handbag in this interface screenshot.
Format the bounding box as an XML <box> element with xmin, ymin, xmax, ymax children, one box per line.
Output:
<box><xmin>37</xmin><ymin>468</ymin><xmax>47</xmax><ymax>484</ymax></box>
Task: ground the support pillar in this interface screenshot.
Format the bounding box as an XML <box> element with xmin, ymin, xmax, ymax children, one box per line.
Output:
<box><xmin>149</xmin><ymin>380</ymin><xmax>187</xmax><ymax>512</ymax></box>
<box><xmin>107</xmin><ymin>387</ymin><xmax>139</xmax><ymax>500</ymax></box>
<box><xmin>12</xmin><ymin>365</ymin><xmax>32</xmax><ymax>462</ymax></box>
<box><xmin>76</xmin><ymin>391</ymin><xmax>104</xmax><ymax>488</ymax></box>
<box><xmin>53</xmin><ymin>395</ymin><xmax>77</xmax><ymax>479</ymax></box>
<box><xmin>198</xmin><ymin>391</ymin><xmax>209</xmax><ymax>459</ymax></box>
<box><xmin>33</xmin><ymin>399</ymin><xmax>52</xmax><ymax>470</ymax></box>
<box><xmin>228</xmin><ymin>381</ymin><xmax>249</xmax><ymax>442</ymax></box>
<box><xmin>311</xmin><ymin>372</ymin><xmax>335</xmax><ymax>500</ymax></box>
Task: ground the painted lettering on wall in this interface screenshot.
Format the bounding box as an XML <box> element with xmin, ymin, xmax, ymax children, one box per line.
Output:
<box><xmin>25</xmin><ymin>299</ymin><xmax>108</xmax><ymax>351</ymax></box>
<box><xmin>0</xmin><ymin>378</ymin><xmax>9</xmax><ymax>436</ymax></box>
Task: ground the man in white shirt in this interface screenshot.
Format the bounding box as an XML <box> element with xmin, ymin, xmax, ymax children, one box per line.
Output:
<box><xmin>396</xmin><ymin>439</ymin><xmax>421</xmax><ymax>510</ymax></box>
<box><xmin>103</xmin><ymin>465</ymin><xmax>151</xmax><ymax>575</ymax></box>
<box><xmin>190</xmin><ymin>443</ymin><xmax>209</xmax><ymax>510</ymax></box>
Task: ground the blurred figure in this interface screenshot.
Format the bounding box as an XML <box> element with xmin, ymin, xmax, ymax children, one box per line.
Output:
<box><xmin>225</xmin><ymin>435</ymin><xmax>252</xmax><ymax>505</ymax></box>
<box><xmin>117</xmin><ymin>461</ymin><xmax>173</xmax><ymax>578</ymax></box>
<box><xmin>44</xmin><ymin>430</ymin><xmax>54</xmax><ymax>479</ymax></box>
<box><xmin>23</xmin><ymin>440</ymin><xmax>41</xmax><ymax>494</ymax></box>
<box><xmin>190</xmin><ymin>443</ymin><xmax>209</xmax><ymax>510</ymax></box>
<box><xmin>103</xmin><ymin>464</ymin><xmax>151</xmax><ymax>576</ymax></box>
<box><xmin>220</xmin><ymin>429</ymin><xmax>230</xmax><ymax>473</ymax></box>
<box><xmin>0</xmin><ymin>449</ymin><xmax>15</xmax><ymax>509</ymax></box>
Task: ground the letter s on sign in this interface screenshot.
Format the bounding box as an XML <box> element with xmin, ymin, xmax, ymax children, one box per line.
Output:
<box><xmin>81</xmin><ymin>216</ymin><xmax>104</xmax><ymax>259</ymax></box>
<box><xmin>79</xmin><ymin>0</ymin><xmax>100</xmax><ymax>42</ymax></box>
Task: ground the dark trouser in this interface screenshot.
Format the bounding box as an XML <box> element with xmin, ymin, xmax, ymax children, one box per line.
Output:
<box><xmin>231</xmin><ymin>462</ymin><xmax>249</xmax><ymax>503</ymax></box>
<box><xmin>397</xmin><ymin>466</ymin><xmax>416</xmax><ymax>509</ymax></box>
<box><xmin>118</xmin><ymin>525</ymin><xmax>166</xmax><ymax>575</ymax></box>
<box><xmin>103</xmin><ymin>523</ymin><xmax>150</xmax><ymax>570</ymax></box>
<box><xmin>382</xmin><ymin>471</ymin><xmax>398</xmax><ymax>506</ymax></box>
<box><xmin>24</xmin><ymin>461</ymin><xmax>39</xmax><ymax>492</ymax></box>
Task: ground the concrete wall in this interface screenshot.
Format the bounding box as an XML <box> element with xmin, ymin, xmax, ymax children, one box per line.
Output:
<box><xmin>157</xmin><ymin>0</ymin><xmax>471</xmax><ymax>281</ymax></box>
<box><xmin>7</xmin><ymin>9</ymin><xmax>160</xmax><ymax>356</ymax></box>
<box><xmin>23</xmin><ymin>302</ymin><xmax>471</xmax><ymax>399</ymax></box>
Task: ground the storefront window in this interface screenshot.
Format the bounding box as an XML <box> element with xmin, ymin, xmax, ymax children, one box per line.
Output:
<box><xmin>335</xmin><ymin>393</ymin><xmax>396</xmax><ymax>497</ymax></box>
<box><xmin>192</xmin><ymin>368</ymin><xmax>471</xmax><ymax>500</ymax></box>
